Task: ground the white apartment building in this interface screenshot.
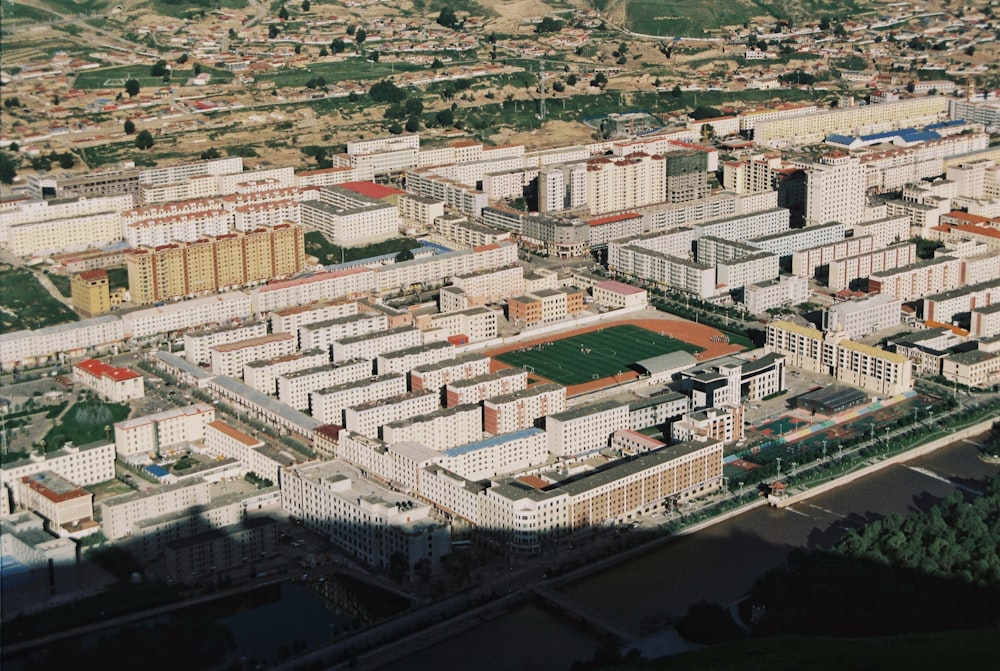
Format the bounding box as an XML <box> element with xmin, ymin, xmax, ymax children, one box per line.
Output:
<box><xmin>744</xmin><ymin>274</ymin><xmax>810</xmax><ymax>314</ymax></box>
<box><xmin>203</xmin><ymin>421</ymin><xmax>293</xmax><ymax>485</ymax></box>
<box><xmin>331</xmin><ymin>327</ymin><xmax>422</xmax><ymax>365</ymax></box>
<box><xmin>232</xmin><ymin>199</ymin><xmax>301</xmax><ymax>232</ymax></box>
<box><xmin>748</xmin><ymin>221</ymin><xmax>848</xmax><ymax>258</ymax></box>
<box><xmin>268</xmin><ymin>299</ymin><xmax>358</xmax><ymax>341</ymax></box>
<box><xmin>694</xmin><ymin>208</ymin><xmax>791</xmax><ymax>243</ymax></box>
<box><xmin>1</xmin><ymin>441</ymin><xmax>116</xmax><ymax>507</ymax></box>
<box><xmin>753</xmin><ymin>96</ymin><xmax>948</xmax><ymax>147</ymax></box>
<box><xmin>280</xmin><ymin>460</ymin><xmax>450</xmax><ymax>573</ymax></box>
<box><xmin>609</xmin><ymin>245</ymin><xmax>716</xmax><ymax>299</ymax></box>
<box><xmin>300</xmin><ymin>313</ymin><xmax>388</xmax><ymax>353</ymax></box>
<box><xmin>376</xmin><ymin>341</ymin><xmax>456</xmax><ymax>376</ymax></box>
<box><xmin>0</xmin><ymin>315</ymin><xmax>125</xmax><ymax>367</ymax></box>
<box><xmin>410</xmin><ymin>353</ymin><xmax>492</xmax><ymax>393</ymax></box>
<box><xmin>852</xmin><ymin>215</ymin><xmax>911</xmax><ymax>249</ymax></box>
<box><xmin>971</xmin><ymin>303</ymin><xmax>1000</xmax><ymax>339</ymax></box>
<box><xmin>437</xmin><ymin>428</ymin><xmax>549</xmax><ymax>481</ymax></box>
<box><xmin>382</xmin><ymin>405</ymin><xmax>483</xmax><ymax>452</ymax></box>
<box><xmin>301</xmin><ymin>193</ymin><xmax>398</xmax><ymax>247</ymax></box>
<box><xmin>585</xmin><ymin>153</ymin><xmax>667</xmax><ymax>215</ymax></box>
<box><xmin>8</xmin><ymin>212</ymin><xmax>123</xmax><ymax>257</ymax></box>
<box><xmin>628</xmin><ymin>392</ymin><xmax>690</xmax><ymax>430</ymax></box>
<box><xmin>277</xmin><ymin>359</ymin><xmax>372</xmax><ymax>411</ymax></box>
<box><xmin>792</xmin><ymin>236</ymin><xmax>875</xmax><ymax>278</ymax></box>
<box><xmin>445</xmin><ymin>368</ymin><xmax>527</xmax><ymax>408</ymax></box>
<box><xmin>766</xmin><ymin>321</ymin><xmax>913</xmax><ymax>396</ymax></box>
<box><xmin>738</xmin><ymin>103</ymin><xmax>818</xmax><ymax>134</ymax></box>
<box><xmin>397</xmin><ymin>194</ymin><xmax>445</xmax><ymax>228</ymax></box>
<box><xmin>243</xmin><ymin>348</ymin><xmax>328</xmax><ymax>396</ymax></box>
<box><xmin>450</xmin><ymin>265</ymin><xmax>524</xmax><ymax>305</ymax></box>
<box><xmin>625</xmin><ymin>228</ymin><xmax>698</xmax><ymax>259</ymax></box>
<box><xmin>374</xmin><ymin>241</ymin><xmax>519</xmax><ymax>294</ymax></box>
<box><xmin>310</xmin><ymin>374</ymin><xmax>409</xmax><ymax>425</ymax></box>
<box><xmin>418</xmin><ymin>465</ymin><xmax>485</xmax><ymax>524</ymax></box>
<box><xmin>210</xmin><ymin>333</ymin><xmax>296</xmax><ymax>378</ymax></box>
<box><xmin>124</xmin><ymin>209</ymin><xmax>232</xmax><ymax>248</ymax></box>
<box><xmin>114</xmin><ymin>403</ymin><xmax>216</xmax><ymax>459</ymax></box>
<box><xmin>18</xmin><ymin>471</ymin><xmax>94</xmax><ymax>529</ymax></box>
<box><xmin>249</xmin><ymin>266</ymin><xmax>376</xmax><ymax>313</ymax></box>
<box><xmin>334</xmin><ymin>432</ymin><xmax>439</xmax><ymax>492</ymax></box>
<box><xmin>100</xmin><ymin>480</ymin><xmax>211</xmax><ymax>540</ymax></box>
<box><xmin>869</xmin><ymin>256</ymin><xmax>964</xmax><ymax>302</ymax></box>
<box><xmin>207</xmin><ymin>376</ymin><xmax>322</xmax><ymax>439</ymax></box>
<box><xmin>430</xmin><ymin>213</ymin><xmax>511</xmax><ymax>250</ymax></box>
<box><xmin>923</xmin><ymin>278</ymin><xmax>1000</xmax><ymax>325</ymax></box>
<box><xmin>586</xmin><ymin>213</ymin><xmax>645</xmax><ymax>246</ymax></box>
<box><xmin>828</xmin><ymin>242</ymin><xmax>918</xmax><ymax>292</ymax></box>
<box><xmin>121</xmin><ymin>292</ymin><xmax>253</xmax><ymax>339</ymax></box>
<box><xmin>343</xmin><ymin>390</ymin><xmax>440</xmax><ymax>439</ymax></box>
<box><xmin>717</xmin><ymin>252</ymin><xmax>780</xmax><ymax>291</ymax></box>
<box><xmin>942</xmin><ymin>349</ymin><xmax>1000</xmax><ymax>388</ymax></box>
<box><xmin>797</xmin><ymin>152</ymin><xmax>867</xmax><ymax>227</ymax></box>
<box><xmin>294</xmin><ymin>166</ymin><xmax>359</xmax><ymax>188</ymax></box>
<box><xmin>347</xmin><ymin>144</ymin><xmax>420</xmax><ymax>181</ymax></box>
<box><xmin>823</xmin><ymin>294</ymin><xmax>902</xmax><ymax>339</ymax></box>
<box><xmin>484</xmin><ymin>383</ymin><xmax>566</xmax><ymax>435</ymax></box>
<box><xmin>425</xmin><ymin>307</ymin><xmax>498</xmax><ymax>345</ymax></box>
<box><xmin>139</xmin><ymin>157</ymin><xmax>243</xmax><ymax>187</ymax></box>
<box><xmin>611</xmin><ymin>430</ymin><xmax>666</xmax><ymax>455</ymax></box>
<box><xmin>73</xmin><ymin>358</ymin><xmax>144</xmax><ymax>402</ymax></box>
<box><xmin>404</xmin><ymin>169</ymin><xmax>489</xmax><ymax>218</ymax></box>
<box><xmin>545</xmin><ymin>400</ymin><xmax>629</xmax><ymax>458</ymax></box>
<box><xmin>0</xmin><ymin>194</ymin><xmax>133</xmax><ymax>250</ymax></box>
<box><xmin>183</xmin><ymin>321</ymin><xmax>268</xmax><ymax>365</ymax></box>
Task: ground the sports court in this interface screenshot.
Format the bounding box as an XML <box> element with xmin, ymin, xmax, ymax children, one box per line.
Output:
<box><xmin>754</xmin><ymin>415</ymin><xmax>812</xmax><ymax>437</ymax></box>
<box><xmin>494</xmin><ymin>324</ymin><xmax>703</xmax><ymax>386</ymax></box>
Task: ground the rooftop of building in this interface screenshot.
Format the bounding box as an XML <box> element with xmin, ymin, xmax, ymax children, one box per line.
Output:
<box><xmin>74</xmin><ymin>358</ymin><xmax>142</xmax><ymax>382</ymax></box>
<box><xmin>115</xmin><ymin>403</ymin><xmax>214</xmax><ymax>431</ymax></box>
<box><xmin>548</xmin><ymin>399</ymin><xmax>627</xmax><ymax>422</ymax></box>
<box><xmin>21</xmin><ymin>471</ymin><xmax>90</xmax><ymax>503</ymax></box>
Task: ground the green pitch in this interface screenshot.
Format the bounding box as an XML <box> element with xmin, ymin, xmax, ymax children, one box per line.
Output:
<box><xmin>495</xmin><ymin>325</ymin><xmax>703</xmax><ymax>386</ymax></box>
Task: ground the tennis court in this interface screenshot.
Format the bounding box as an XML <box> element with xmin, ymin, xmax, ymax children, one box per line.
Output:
<box><xmin>755</xmin><ymin>415</ymin><xmax>812</xmax><ymax>437</ymax></box>
<box><xmin>494</xmin><ymin>324</ymin><xmax>703</xmax><ymax>386</ymax></box>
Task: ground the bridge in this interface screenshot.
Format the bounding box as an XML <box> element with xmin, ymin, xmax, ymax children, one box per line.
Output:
<box><xmin>533</xmin><ymin>584</ymin><xmax>637</xmax><ymax>644</ymax></box>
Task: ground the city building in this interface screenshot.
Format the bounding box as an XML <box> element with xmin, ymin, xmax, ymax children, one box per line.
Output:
<box><xmin>70</xmin><ymin>270</ymin><xmax>111</xmax><ymax>318</ymax></box>
<box><xmin>72</xmin><ymin>359</ymin><xmax>144</xmax><ymax>402</ymax></box>
<box><xmin>114</xmin><ymin>403</ymin><xmax>216</xmax><ymax>460</ymax></box>
<box><xmin>545</xmin><ymin>400</ymin><xmax>630</xmax><ymax>457</ymax></box>
<box><xmin>210</xmin><ymin>333</ymin><xmax>296</xmax><ymax>378</ymax></box>
<box><xmin>823</xmin><ymin>294</ymin><xmax>902</xmax><ymax>339</ymax></box>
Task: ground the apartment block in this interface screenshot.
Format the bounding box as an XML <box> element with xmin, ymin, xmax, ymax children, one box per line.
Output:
<box><xmin>744</xmin><ymin>274</ymin><xmax>810</xmax><ymax>314</ymax></box>
<box><xmin>300</xmin><ymin>186</ymin><xmax>399</xmax><ymax>246</ymax></box>
<box><xmin>121</xmin><ymin>292</ymin><xmax>253</xmax><ymax>339</ymax></box>
<box><xmin>203</xmin><ymin>421</ymin><xmax>291</xmax><ymax>485</ymax></box>
<box><xmin>402</xmin><ymin>169</ymin><xmax>489</xmax><ymax>218</ymax></box>
<box><xmin>300</xmin><ymin>313</ymin><xmax>388</xmax><ymax>353</ymax></box>
<box><xmin>717</xmin><ymin>252</ymin><xmax>780</xmax><ymax>291</ymax></box>
<box><xmin>125</xmin><ymin>223</ymin><xmax>304</xmax><ymax>305</ymax></box>
<box><xmin>450</xmin><ymin>265</ymin><xmax>524</xmax><ymax>305</ymax></box>
<box><xmin>382</xmin><ymin>404</ymin><xmax>483</xmax><ymax>451</ymax></box>
<box><xmin>823</xmin><ymin>294</ymin><xmax>902</xmax><ymax>339</ymax></box>
<box><xmin>425</xmin><ymin>307</ymin><xmax>499</xmax><ymax>344</ymax></box>
<box><xmin>611</xmin><ymin>430</ymin><xmax>666</xmax><ymax>455</ymax></box>
<box><xmin>124</xmin><ymin>208</ymin><xmax>232</xmax><ymax>248</ymax></box>
<box><xmin>410</xmin><ymin>353</ymin><xmax>492</xmax><ymax>393</ymax></box>
<box><xmin>437</xmin><ymin>428</ymin><xmax>549</xmax><ymax>482</ymax></box>
<box><xmin>70</xmin><ymin>269</ymin><xmax>112</xmax><ymax>318</ymax></box>
<box><xmin>210</xmin><ymin>333</ymin><xmax>296</xmax><ymax>378</ymax></box>
<box><xmin>277</xmin><ymin>359</ymin><xmax>373</xmax><ymax>411</ymax></box>
<box><xmin>971</xmin><ymin>303</ymin><xmax>1000</xmax><ymax>339</ymax></box>
<box><xmin>851</xmin><ymin>215</ymin><xmax>911</xmax><ymax>249</ymax></box>
<box><xmin>1</xmin><ymin>441</ymin><xmax>115</xmax><ymax>506</ymax></box>
<box><xmin>18</xmin><ymin>471</ymin><xmax>94</xmax><ymax>530</ymax></box>
<box><xmin>923</xmin><ymin>278</ymin><xmax>1000</xmax><ymax>325</ymax></box>
<box><xmin>280</xmin><ymin>460</ymin><xmax>450</xmax><ymax>573</ymax></box>
<box><xmin>942</xmin><ymin>349</ymin><xmax>1000</xmax><ymax>388</ymax></box>
<box><xmin>628</xmin><ymin>392</ymin><xmax>690</xmax><ymax>431</ymax></box>
<box><xmin>8</xmin><ymin>212</ymin><xmax>123</xmax><ymax>257</ymax></box>
<box><xmin>376</xmin><ymin>341</ymin><xmax>456</xmax><ymax>376</ymax></box>
<box><xmin>445</xmin><ymin>368</ymin><xmax>527</xmax><ymax>408</ymax></box>
<box><xmin>374</xmin><ymin>242</ymin><xmax>518</xmax><ymax>294</ymax></box>
<box><xmin>869</xmin><ymin>256</ymin><xmax>963</xmax><ymax>302</ymax></box>
<box><xmin>268</xmin><ymin>299</ymin><xmax>358</xmax><ymax>342</ymax></box>
<box><xmin>827</xmin><ymin>243</ymin><xmax>918</xmax><ymax>292</ymax></box>
<box><xmin>100</xmin><ymin>480</ymin><xmax>211</xmax><ymax>540</ymax></box>
<box><xmin>484</xmin><ymin>383</ymin><xmax>566</xmax><ymax>435</ymax></box>
<box><xmin>114</xmin><ymin>403</ymin><xmax>216</xmax><ymax>459</ymax></box>
<box><xmin>592</xmin><ymin>280</ymin><xmax>648</xmax><ymax>309</ymax></box>
<box><xmin>430</xmin><ymin>213</ymin><xmax>511</xmax><ymax>250</ymax></box>
<box><xmin>73</xmin><ymin>359</ymin><xmax>144</xmax><ymax>402</ymax></box>
<box><xmin>748</xmin><ymin>221</ymin><xmax>848</xmax><ymax>259</ymax></box>
<box><xmin>608</xmin><ymin>245</ymin><xmax>716</xmax><ymax>299</ymax></box>
<box><xmin>243</xmin><ymin>349</ymin><xmax>328</xmax><ymax>396</ymax></box>
<box><xmin>183</xmin><ymin>321</ymin><xmax>269</xmax><ymax>365</ymax></box>
<box><xmin>693</xmin><ymin>208</ymin><xmax>791</xmax><ymax>242</ymax></box>
<box><xmin>331</xmin><ymin>327</ymin><xmax>422</xmax><ymax>364</ymax></box>
<box><xmin>310</xmin><ymin>374</ymin><xmax>409</xmax><ymax>425</ymax></box>
<box><xmin>792</xmin><ymin>236</ymin><xmax>875</xmax><ymax>278</ymax></box>
<box><xmin>250</xmin><ymin>267</ymin><xmax>375</xmax><ymax>313</ymax></box>
<box><xmin>545</xmin><ymin>400</ymin><xmax>629</xmax><ymax>458</ymax></box>
<box><xmin>343</xmin><ymin>390</ymin><xmax>440</xmax><ymax>439</ymax></box>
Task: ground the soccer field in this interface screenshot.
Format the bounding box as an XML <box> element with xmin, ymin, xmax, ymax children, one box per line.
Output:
<box><xmin>495</xmin><ymin>325</ymin><xmax>704</xmax><ymax>386</ymax></box>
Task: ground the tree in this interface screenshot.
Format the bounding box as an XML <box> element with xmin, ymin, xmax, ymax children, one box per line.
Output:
<box><xmin>330</xmin><ymin>38</ymin><xmax>346</xmax><ymax>53</ymax></box>
<box><xmin>151</xmin><ymin>59</ymin><xmax>169</xmax><ymax>77</ymax></box>
<box><xmin>368</xmin><ymin>79</ymin><xmax>406</xmax><ymax>103</ymax></box>
<box><xmin>965</xmin><ymin>45</ymin><xmax>976</xmax><ymax>57</ymax></box>
<box><xmin>591</xmin><ymin>72</ymin><xmax>607</xmax><ymax>88</ymax></box>
<box><xmin>268</xmin><ymin>23</ymin><xmax>280</xmax><ymax>39</ymax></box>
<box><xmin>56</xmin><ymin>152</ymin><xmax>75</xmax><ymax>169</ymax></box>
<box><xmin>301</xmin><ymin>0</ymin><xmax>310</xmax><ymax>10</ymax></box>
<box><xmin>431</xmin><ymin>57</ymin><xmax>444</xmax><ymax>69</ymax></box>
<box><xmin>437</xmin><ymin>7</ymin><xmax>459</xmax><ymax>29</ymax></box>
<box><xmin>535</xmin><ymin>17</ymin><xmax>563</xmax><ymax>33</ymax></box>
<box><xmin>388</xmin><ymin>122</ymin><xmax>403</xmax><ymax>134</ymax></box>
<box><xmin>405</xmin><ymin>115</ymin><xmax>420</xmax><ymax>133</ymax></box>
<box><xmin>294</xmin><ymin>43</ymin><xmax>302</xmax><ymax>54</ymax></box>
<box><xmin>123</xmin><ymin>119</ymin><xmax>136</xmax><ymax>135</ymax></box>
<box><xmin>135</xmin><ymin>130</ymin><xmax>155</xmax><ymax>150</ymax></box>
<box><xmin>201</xmin><ymin>147</ymin><xmax>221</xmax><ymax>160</ymax></box>
<box><xmin>278</xmin><ymin>5</ymin><xmax>290</xmax><ymax>20</ymax></box>
<box><xmin>176</xmin><ymin>53</ymin><xmax>188</xmax><ymax>65</ymax></box>
<box><xmin>368</xmin><ymin>50</ymin><xmax>379</xmax><ymax>63</ymax></box>
<box><xmin>819</xmin><ymin>17</ymin><xmax>831</xmax><ymax>31</ymax></box>
<box><xmin>346</xmin><ymin>24</ymin><xmax>356</xmax><ymax>36</ymax></box>
<box><xmin>124</xmin><ymin>78</ymin><xmax>141</xmax><ymax>98</ymax></box>
<box><xmin>690</xmin><ymin>105</ymin><xmax>723</xmax><ymax>120</ymax></box>
<box><xmin>0</xmin><ymin>150</ymin><xmax>20</xmax><ymax>186</ymax></box>
<box><xmin>566</xmin><ymin>73</ymin><xmax>577</xmax><ymax>86</ymax></box>
<box><xmin>396</xmin><ymin>247</ymin><xmax>414</xmax><ymax>261</ymax></box>
<box><xmin>3</xmin><ymin>96</ymin><xmax>20</xmax><ymax>108</ymax></box>
<box><xmin>319</xmin><ymin>46</ymin><xmax>328</xmax><ymax>57</ymax></box>
<box><xmin>193</xmin><ymin>63</ymin><xmax>202</xmax><ymax>76</ymax></box>
<box><xmin>671</xmin><ymin>84</ymin><xmax>682</xmax><ymax>97</ymax></box>
<box><xmin>355</xmin><ymin>29</ymin><xmax>367</xmax><ymax>45</ymax></box>
<box><xmin>404</xmin><ymin>97</ymin><xmax>424</xmax><ymax>116</ymax></box>
<box><xmin>228</xmin><ymin>27</ymin><xmax>237</xmax><ymax>39</ymax></box>
<box><xmin>435</xmin><ymin>109</ymin><xmax>454</xmax><ymax>126</ymax></box>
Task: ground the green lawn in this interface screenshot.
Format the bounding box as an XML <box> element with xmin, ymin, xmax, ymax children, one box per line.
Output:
<box><xmin>73</xmin><ymin>65</ymin><xmax>233</xmax><ymax>90</ymax></box>
<box><xmin>304</xmin><ymin>231</ymin><xmax>418</xmax><ymax>265</ymax></box>
<box><xmin>253</xmin><ymin>58</ymin><xmax>424</xmax><ymax>88</ymax></box>
<box><xmin>48</xmin><ymin>273</ymin><xmax>72</xmax><ymax>298</ymax></box>
<box><xmin>495</xmin><ymin>325</ymin><xmax>703</xmax><ymax>386</ymax></box>
<box><xmin>625</xmin><ymin>0</ymin><xmax>756</xmax><ymax>36</ymax></box>
<box><xmin>0</xmin><ymin>267</ymin><xmax>78</xmax><ymax>334</ymax></box>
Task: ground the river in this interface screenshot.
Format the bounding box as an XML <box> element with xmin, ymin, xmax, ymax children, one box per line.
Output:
<box><xmin>377</xmin><ymin>437</ymin><xmax>999</xmax><ymax>671</ymax></box>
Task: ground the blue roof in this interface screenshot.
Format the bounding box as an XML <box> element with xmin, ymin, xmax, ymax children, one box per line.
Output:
<box><xmin>442</xmin><ymin>428</ymin><xmax>544</xmax><ymax>458</ymax></box>
<box><xmin>145</xmin><ymin>465</ymin><xmax>170</xmax><ymax>477</ymax></box>
<box><xmin>825</xmin><ymin>133</ymin><xmax>857</xmax><ymax>145</ymax></box>
<box><xmin>926</xmin><ymin>119</ymin><xmax>965</xmax><ymax>129</ymax></box>
<box><xmin>858</xmin><ymin>127</ymin><xmax>941</xmax><ymax>143</ymax></box>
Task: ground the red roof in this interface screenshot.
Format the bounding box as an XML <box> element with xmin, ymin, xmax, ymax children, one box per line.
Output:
<box><xmin>77</xmin><ymin>269</ymin><xmax>108</xmax><ymax>282</ymax></box>
<box><xmin>517</xmin><ymin>475</ymin><xmax>550</xmax><ymax>490</ymax></box>
<box><xmin>594</xmin><ymin>279</ymin><xmax>645</xmax><ymax>295</ymax></box>
<box><xmin>74</xmin><ymin>358</ymin><xmax>142</xmax><ymax>382</ymax></box>
<box><xmin>339</xmin><ymin>181</ymin><xmax>406</xmax><ymax>200</ymax></box>
<box><xmin>587</xmin><ymin>212</ymin><xmax>640</xmax><ymax>227</ymax></box>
